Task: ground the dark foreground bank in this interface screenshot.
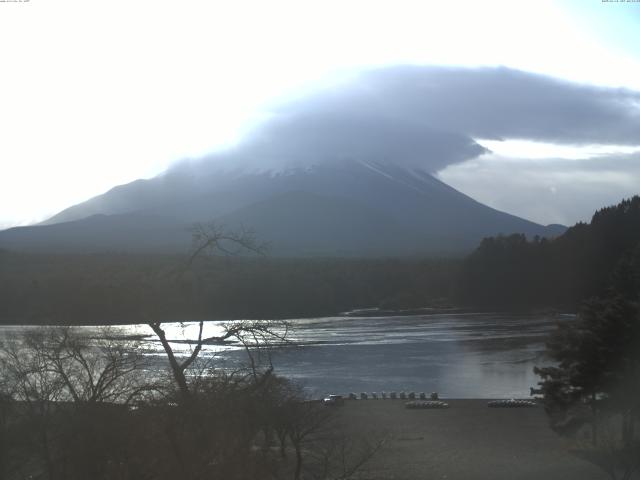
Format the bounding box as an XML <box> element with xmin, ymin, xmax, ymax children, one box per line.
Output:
<box><xmin>333</xmin><ymin>399</ymin><xmax>607</xmax><ymax>480</ymax></box>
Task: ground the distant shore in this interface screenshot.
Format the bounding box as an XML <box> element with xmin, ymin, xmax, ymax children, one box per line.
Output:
<box><xmin>340</xmin><ymin>306</ymin><xmax>469</xmax><ymax>317</ymax></box>
<box><xmin>340</xmin><ymin>306</ymin><xmax>574</xmax><ymax>317</ymax></box>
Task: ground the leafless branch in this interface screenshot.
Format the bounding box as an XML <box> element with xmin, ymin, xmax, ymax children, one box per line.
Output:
<box><xmin>187</xmin><ymin>222</ymin><xmax>268</xmax><ymax>268</ymax></box>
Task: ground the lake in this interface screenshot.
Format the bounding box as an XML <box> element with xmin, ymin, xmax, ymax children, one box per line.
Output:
<box><xmin>123</xmin><ymin>312</ymin><xmax>567</xmax><ymax>398</ymax></box>
<box><xmin>0</xmin><ymin>312</ymin><xmax>566</xmax><ymax>399</ymax></box>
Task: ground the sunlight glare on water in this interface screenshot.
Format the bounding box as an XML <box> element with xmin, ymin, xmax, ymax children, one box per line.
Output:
<box><xmin>0</xmin><ymin>313</ymin><xmax>569</xmax><ymax>399</ymax></box>
<box><xmin>117</xmin><ymin>312</ymin><xmax>566</xmax><ymax>398</ymax></box>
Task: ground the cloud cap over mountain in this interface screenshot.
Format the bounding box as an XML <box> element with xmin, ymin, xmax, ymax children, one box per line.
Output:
<box><xmin>266</xmin><ymin>65</ymin><xmax>640</xmax><ymax>145</ymax></box>
<box><xmin>194</xmin><ymin>66</ymin><xmax>638</xmax><ymax>175</ymax></box>
<box><xmin>5</xmin><ymin>65</ymin><xmax>640</xmax><ymax>254</ymax></box>
<box><xmin>192</xmin><ymin>65</ymin><xmax>638</xmax><ymax>225</ymax></box>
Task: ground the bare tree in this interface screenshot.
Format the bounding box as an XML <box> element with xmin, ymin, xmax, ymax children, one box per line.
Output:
<box><xmin>286</xmin><ymin>400</ymin><xmax>334</xmax><ymax>480</ymax></box>
<box><xmin>143</xmin><ymin>223</ymin><xmax>385</xmax><ymax>480</ymax></box>
<box><xmin>148</xmin><ymin>319</ymin><xmax>290</xmax><ymax>401</ymax></box>
<box><xmin>0</xmin><ymin>327</ymin><xmax>154</xmax><ymax>480</ymax></box>
<box><xmin>187</xmin><ymin>222</ymin><xmax>268</xmax><ymax>267</ymax></box>
<box><xmin>147</xmin><ymin>222</ymin><xmax>289</xmax><ymax>401</ymax></box>
<box><xmin>311</xmin><ymin>433</ymin><xmax>385</xmax><ymax>480</ymax></box>
<box><xmin>0</xmin><ymin>397</ymin><xmax>8</xmax><ymax>480</ymax></box>
<box><xmin>0</xmin><ymin>330</ymin><xmax>67</xmax><ymax>479</ymax></box>
<box><xmin>39</xmin><ymin>326</ymin><xmax>152</xmax><ymax>405</ymax></box>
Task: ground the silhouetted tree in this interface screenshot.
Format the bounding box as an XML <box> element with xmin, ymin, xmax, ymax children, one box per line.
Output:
<box><xmin>148</xmin><ymin>318</ymin><xmax>290</xmax><ymax>401</ymax></box>
<box><xmin>0</xmin><ymin>327</ymin><xmax>151</xmax><ymax>480</ymax></box>
<box><xmin>535</xmin><ymin>296</ymin><xmax>640</xmax><ymax>479</ymax></box>
<box><xmin>458</xmin><ymin>196</ymin><xmax>640</xmax><ymax>309</ymax></box>
<box><xmin>147</xmin><ymin>222</ymin><xmax>285</xmax><ymax>400</ymax></box>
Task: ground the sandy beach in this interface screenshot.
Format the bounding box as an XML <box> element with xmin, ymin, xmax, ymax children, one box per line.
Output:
<box><xmin>334</xmin><ymin>399</ymin><xmax>607</xmax><ymax>480</ymax></box>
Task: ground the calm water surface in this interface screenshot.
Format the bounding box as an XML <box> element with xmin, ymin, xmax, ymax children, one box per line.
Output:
<box><xmin>254</xmin><ymin>313</ymin><xmax>564</xmax><ymax>398</ymax></box>
<box><xmin>1</xmin><ymin>313</ymin><xmax>569</xmax><ymax>398</ymax></box>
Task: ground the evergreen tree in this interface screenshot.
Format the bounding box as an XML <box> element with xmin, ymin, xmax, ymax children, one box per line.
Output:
<box><xmin>535</xmin><ymin>296</ymin><xmax>640</xmax><ymax>478</ymax></box>
<box><xmin>458</xmin><ymin>196</ymin><xmax>640</xmax><ymax>309</ymax></box>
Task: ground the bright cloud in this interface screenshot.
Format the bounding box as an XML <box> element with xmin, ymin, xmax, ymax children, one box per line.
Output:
<box><xmin>0</xmin><ymin>0</ymin><xmax>639</xmax><ymax>226</ymax></box>
<box><xmin>476</xmin><ymin>140</ymin><xmax>640</xmax><ymax>161</ymax></box>
<box><xmin>438</xmin><ymin>148</ymin><xmax>640</xmax><ymax>226</ymax></box>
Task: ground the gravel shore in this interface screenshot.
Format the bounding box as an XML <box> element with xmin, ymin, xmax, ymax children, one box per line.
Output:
<box><xmin>334</xmin><ymin>399</ymin><xmax>607</xmax><ymax>480</ymax></box>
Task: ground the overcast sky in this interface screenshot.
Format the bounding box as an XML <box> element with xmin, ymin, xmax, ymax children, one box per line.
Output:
<box><xmin>1</xmin><ymin>0</ymin><xmax>639</xmax><ymax>228</ymax></box>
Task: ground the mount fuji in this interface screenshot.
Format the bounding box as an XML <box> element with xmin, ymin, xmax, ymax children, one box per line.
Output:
<box><xmin>0</xmin><ymin>156</ymin><xmax>563</xmax><ymax>256</ymax></box>
<box><xmin>1</xmin><ymin>66</ymin><xmax>586</xmax><ymax>256</ymax></box>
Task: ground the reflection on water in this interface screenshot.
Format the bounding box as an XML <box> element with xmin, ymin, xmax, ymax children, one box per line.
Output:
<box><xmin>259</xmin><ymin>313</ymin><xmax>564</xmax><ymax>398</ymax></box>
<box><xmin>0</xmin><ymin>313</ymin><xmax>570</xmax><ymax>399</ymax></box>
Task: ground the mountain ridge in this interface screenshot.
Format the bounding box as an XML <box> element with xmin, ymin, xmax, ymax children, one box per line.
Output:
<box><xmin>0</xmin><ymin>159</ymin><xmax>564</xmax><ymax>256</ymax></box>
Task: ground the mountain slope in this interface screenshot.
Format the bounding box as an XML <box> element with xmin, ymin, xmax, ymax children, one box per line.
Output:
<box><xmin>0</xmin><ymin>159</ymin><xmax>563</xmax><ymax>256</ymax></box>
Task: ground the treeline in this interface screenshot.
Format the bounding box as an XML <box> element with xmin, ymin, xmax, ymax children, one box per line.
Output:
<box><xmin>457</xmin><ymin>196</ymin><xmax>640</xmax><ymax>309</ymax></box>
<box><xmin>5</xmin><ymin>196</ymin><xmax>638</xmax><ymax>323</ymax></box>
<box><xmin>527</xmin><ymin>201</ymin><xmax>640</xmax><ymax>478</ymax></box>
<box><xmin>0</xmin><ymin>251</ymin><xmax>460</xmax><ymax>325</ymax></box>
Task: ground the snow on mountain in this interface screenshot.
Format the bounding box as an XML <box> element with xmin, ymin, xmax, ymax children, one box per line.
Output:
<box><xmin>0</xmin><ymin>156</ymin><xmax>562</xmax><ymax>256</ymax></box>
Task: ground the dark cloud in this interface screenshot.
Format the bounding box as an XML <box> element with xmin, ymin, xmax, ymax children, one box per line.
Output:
<box><xmin>237</xmin><ymin>111</ymin><xmax>486</xmax><ymax>173</ymax></box>
<box><xmin>194</xmin><ymin>65</ymin><xmax>640</xmax><ymax>175</ymax></box>
<box><xmin>274</xmin><ymin>66</ymin><xmax>640</xmax><ymax>146</ymax></box>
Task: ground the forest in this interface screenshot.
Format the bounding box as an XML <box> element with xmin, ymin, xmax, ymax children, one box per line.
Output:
<box><xmin>1</xmin><ymin>196</ymin><xmax>639</xmax><ymax>325</ymax></box>
<box><xmin>0</xmin><ymin>251</ymin><xmax>459</xmax><ymax>325</ymax></box>
<box><xmin>457</xmin><ymin>196</ymin><xmax>640</xmax><ymax>309</ymax></box>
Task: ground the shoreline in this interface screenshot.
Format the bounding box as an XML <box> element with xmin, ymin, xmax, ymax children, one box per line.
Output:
<box><xmin>335</xmin><ymin>399</ymin><xmax>606</xmax><ymax>480</ymax></box>
<box><xmin>0</xmin><ymin>308</ymin><xmax>576</xmax><ymax>328</ymax></box>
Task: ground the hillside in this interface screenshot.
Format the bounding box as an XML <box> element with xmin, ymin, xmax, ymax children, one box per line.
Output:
<box><xmin>457</xmin><ymin>196</ymin><xmax>640</xmax><ymax>308</ymax></box>
<box><xmin>0</xmin><ymin>159</ymin><xmax>562</xmax><ymax>256</ymax></box>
